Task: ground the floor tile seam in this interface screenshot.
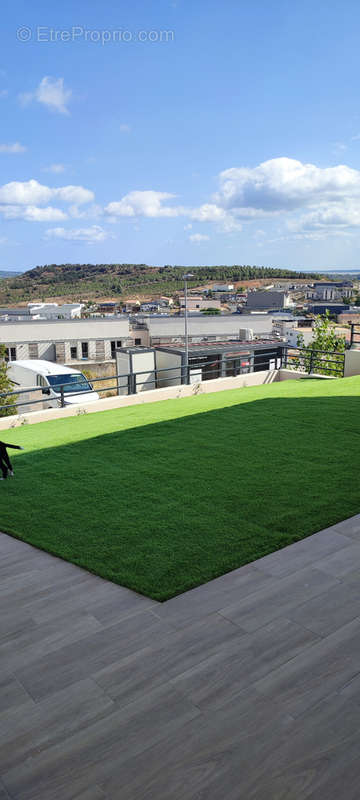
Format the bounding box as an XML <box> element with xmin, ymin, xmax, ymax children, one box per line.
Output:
<box><xmin>253</xmin><ymin>538</ymin><xmax>358</xmax><ymax>575</ymax></box>
<box><xmin>280</xmin><ymin>613</ymin><xmax>331</xmax><ymax>640</ymax></box>
<box><xmin>103</xmin><ymin>671</ymin><xmax>206</xmax><ymax>716</ymax></box>
<box><xmin>271</xmin><ymin>682</ymin><xmax>360</xmax><ymax>726</ymax></box>
<box><xmin>334</xmin><ymin>668</ymin><xmax>360</xmax><ymax>696</ymax></box>
<box><xmin>91</xmin><ymin>603</ymin><xmax>161</xmax><ymax>629</ymax></box>
<box><xmin>91</xmin><ymin>649</ymin><xmax>231</xmax><ymax>710</ymax></box>
<box><xmin>4</xmin><ymin>671</ymin><xmax>38</xmax><ymax>707</ymax></box>
<box><xmin>150</xmin><ymin>576</ymin><xmax>341</xmax><ymax>632</ymax></box>
<box><xmin>216</xmin><ymin>573</ymin><xmax>340</xmax><ymax>633</ymax></box>
<box><xmin>0</xmin><ymin>693</ymin><xmax>204</xmax><ymax>791</ymax></box>
<box><xmin>0</xmin><ymin>613</ymin><xmax>107</xmax><ymax>668</ymax></box>
<box><xmin>165</xmin><ymin>621</ymin><xmax>325</xmax><ymax>710</ymax></box>
<box><xmin>0</xmin><ymin>777</ymin><xmax>14</xmax><ymax>800</ymax></box>
<box><xmin>286</xmin><ymin>604</ymin><xmax>360</xmax><ymax>638</ymax></box>
<box><xmin>251</xmin><ymin>637</ymin><xmax>360</xmax><ymax>712</ymax></box>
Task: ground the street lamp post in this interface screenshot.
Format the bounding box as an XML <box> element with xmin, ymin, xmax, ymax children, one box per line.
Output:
<box><xmin>183</xmin><ymin>272</ymin><xmax>194</xmax><ymax>384</ymax></box>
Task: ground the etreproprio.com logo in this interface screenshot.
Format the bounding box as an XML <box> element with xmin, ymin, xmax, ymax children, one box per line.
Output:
<box><xmin>17</xmin><ymin>26</ymin><xmax>175</xmax><ymax>44</ymax></box>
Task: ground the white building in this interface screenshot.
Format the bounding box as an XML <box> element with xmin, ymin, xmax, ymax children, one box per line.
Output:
<box><xmin>211</xmin><ymin>283</ymin><xmax>234</xmax><ymax>292</ymax></box>
<box><xmin>1</xmin><ymin>317</ymin><xmax>131</xmax><ymax>364</ymax></box>
<box><xmin>28</xmin><ymin>302</ymin><xmax>84</xmax><ymax>319</ymax></box>
<box><xmin>272</xmin><ymin>318</ymin><xmax>313</xmax><ymax>346</ymax></box>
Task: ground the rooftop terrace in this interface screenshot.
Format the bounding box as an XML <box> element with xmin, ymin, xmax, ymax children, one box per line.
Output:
<box><xmin>2</xmin><ymin>514</ymin><xmax>360</xmax><ymax>798</ymax></box>
<box><xmin>2</xmin><ymin>375</ymin><xmax>360</xmax><ymax>796</ymax></box>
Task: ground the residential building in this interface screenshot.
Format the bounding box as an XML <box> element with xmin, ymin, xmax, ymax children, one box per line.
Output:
<box><xmin>246</xmin><ymin>291</ymin><xmax>293</xmax><ymax>310</ymax></box>
<box><xmin>0</xmin><ymin>307</ymin><xmax>32</xmax><ymax>321</ymax></box>
<box><xmin>1</xmin><ymin>317</ymin><xmax>131</xmax><ymax>364</ymax></box>
<box><xmin>178</xmin><ymin>296</ymin><xmax>222</xmax><ymax>312</ymax></box>
<box><xmin>312</xmin><ymin>281</ymin><xmax>353</xmax><ymax>301</ymax></box>
<box><xmin>135</xmin><ymin>313</ymin><xmax>277</xmax><ymax>347</ymax></box>
<box><xmin>27</xmin><ymin>302</ymin><xmax>84</xmax><ymax>319</ymax></box>
<box><xmin>96</xmin><ymin>302</ymin><xmax>121</xmax><ymax>315</ymax></box>
<box><xmin>211</xmin><ymin>283</ymin><xmax>234</xmax><ymax>292</ymax></box>
<box><xmin>307</xmin><ymin>302</ymin><xmax>350</xmax><ymax>316</ymax></box>
<box><xmin>155</xmin><ymin>339</ymin><xmax>284</xmax><ymax>386</ymax></box>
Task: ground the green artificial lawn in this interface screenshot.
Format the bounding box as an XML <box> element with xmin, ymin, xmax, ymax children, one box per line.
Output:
<box><xmin>1</xmin><ymin>376</ymin><xmax>360</xmax><ymax>601</ymax></box>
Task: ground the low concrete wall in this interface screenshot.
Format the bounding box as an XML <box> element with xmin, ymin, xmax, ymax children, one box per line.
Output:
<box><xmin>0</xmin><ymin>368</ymin><xmax>328</xmax><ymax>430</ymax></box>
<box><xmin>344</xmin><ymin>349</ymin><xmax>360</xmax><ymax>377</ymax></box>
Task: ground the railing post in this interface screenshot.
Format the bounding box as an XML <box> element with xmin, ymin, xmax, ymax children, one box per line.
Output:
<box><xmin>60</xmin><ymin>385</ymin><xmax>65</xmax><ymax>407</ymax></box>
<box><xmin>127</xmin><ymin>374</ymin><xmax>132</xmax><ymax>396</ymax></box>
<box><xmin>309</xmin><ymin>350</ymin><xmax>314</xmax><ymax>375</ymax></box>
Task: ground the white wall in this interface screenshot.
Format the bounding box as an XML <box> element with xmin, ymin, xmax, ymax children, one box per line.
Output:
<box><xmin>344</xmin><ymin>349</ymin><xmax>360</xmax><ymax>377</ymax></box>
<box><xmin>0</xmin><ymin>318</ymin><xmax>130</xmax><ymax>343</ymax></box>
<box><xmin>0</xmin><ymin>369</ymin><xmax>333</xmax><ymax>429</ymax></box>
<box><xmin>131</xmin><ymin>351</ymin><xmax>156</xmax><ymax>392</ymax></box>
<box><xmin>155</xmin><ymin>350</ymin><xmax>182</xmax><ymax>386</ymax></box>
<box><xmin>286</xmin><ymin>328</ymin><xmax>313</xmax><ymax>346</ymax></box>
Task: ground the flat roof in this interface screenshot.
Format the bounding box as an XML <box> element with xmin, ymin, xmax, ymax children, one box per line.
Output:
<box><xmin>0</xmin><ymin>315</ymin><xmax>130</xmax><ymax>325</ymax></box>
<box><xmin>155</xmin><ymin>339</ymin><xmax>282</xmax><ymax>355</ymax></box>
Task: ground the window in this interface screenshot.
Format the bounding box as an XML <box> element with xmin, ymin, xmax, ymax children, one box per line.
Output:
<box><xmin>81</xmin><ymin>342</ymin><xmax>88</xmax><ymax>359</ymax></box>
<box><xmin>70</xmin><ymin>346</ymin><xmax>77</xmax><ymax>360</ymax></box>
<box><xmin>111</xmin><ymin>340</ymin><xmax>122</xmax><ymax>358</ymax></box>
<box><xmin>135</xmin><ymin>338</ymin><xmax>141</xmax><ymax>346</ymax></box>
<box><xmin>5</xmin><ymin>347</ymin><xmax>16</xmax><ymax>362</ymax></box>
<box><xmin>47</xmin><ymin>374</ymin><xmax>92</xmax><ymax>394</ymax></box>
<box><xmin>28</xmin><ymin>343</ymin><xmax>38</xmax><ymax>359</ymax></box>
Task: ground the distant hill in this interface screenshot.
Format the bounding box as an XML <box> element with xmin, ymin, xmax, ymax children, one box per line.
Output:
<box><xmin>0</xmin><ymin>263</ymin><xmax>322</xmax><ymax>305</ymax></box>
<box><xmin>0</xmin><ymin>270</ymin><xmax>22</xmax><ymax>279</ymax></box>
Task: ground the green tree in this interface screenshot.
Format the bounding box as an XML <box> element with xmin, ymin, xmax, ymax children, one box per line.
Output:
<box><xmin>295</xmin><ymin>313</ymin><xmax>345</xmax><ymax>376</ymax></box>
<box><xmin>0</xmin><ymin>346</ymin><xmax>17</xmax><ymax>416</ymax></box>
<box><xmin>201</xmin><ymin>308</ymin><xmax>221</xmax><ymax>315</ymax></box>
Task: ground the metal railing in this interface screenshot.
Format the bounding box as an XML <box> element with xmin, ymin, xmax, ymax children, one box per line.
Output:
<box><xmin>350</xmin><ymin>323</ymin><xmax>360</xmax><ymax>348</ymax></box>
<box><xmin>0</xmin><ymin>345</ymin><xmax>345</xmax><ymax>414</ymax></box>
<box><xmin>283</xmin><ymin>346</ymin><xmax>345</xmax><ymax>377</ymax></box>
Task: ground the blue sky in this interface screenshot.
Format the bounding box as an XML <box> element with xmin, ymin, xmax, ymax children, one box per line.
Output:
<box><xmin>1</xmin><ymin>0</ymin><xmax>360</xmax><ymax>271</ymax></box>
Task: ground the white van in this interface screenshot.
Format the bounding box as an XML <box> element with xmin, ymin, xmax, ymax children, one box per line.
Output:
<box><xmin>7</xmin><ymin>360</ymin><xmax>100</xmax><ymax>409</ymax></box>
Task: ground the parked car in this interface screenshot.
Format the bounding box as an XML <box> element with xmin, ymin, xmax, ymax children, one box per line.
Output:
<box><xmin>7</xmin><ymin>359</ymin><xmax>100</xmax><ymax>409</ymax></box>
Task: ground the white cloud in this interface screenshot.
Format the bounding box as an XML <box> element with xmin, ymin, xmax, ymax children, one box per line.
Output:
<box><xmin>0</xmin><ymin>142</ymin><xmax>26</xmax><ymax>154</ymax></box>
<box><xmin>105</xmin><ymin>190</ymin><xmax>183</xmax><ymax>218</ymax></box>
<box><xmin>287</xmin><ymin>200</ymin><xmax>360</xmax><ymax>238</ymax></box>
<box><xmin>0</xmin><ymin>179</ymin><xmax>94</xmax><ymax>206</ymax></box>
<box><xmin>19</xmin><ymin>77</ymin><xmax>72</xmax><ymax>115</ymax></box>
<box><xmin>0</xmin><ymin>179</ymin><xmax>94</xmax><ymax>224</ymax></box>
<box><xmin>190</xmin><ymin>203</ymin><xmax>227</xmax><ymax>223</ymax></box>
<box><xmin>0</xmin><ymin>205</ymin><xmax>67</xmax><ymax>222</ymax></box>
<box><xmin>43</xmin><ymin>163</ymin><xmax>65</xmax><ymax>173</ymax></box>
<box><xmin>55</xmin><ymin>185</ymin><xmax>94</xmax><ymax>204</ymax></box>
<box><xmin>214</xmin><ymin>157</ymin><xmax>360</xmax><ymax>214</ymax></box>
<box><xmin>189</xmin><ymin>233</ymin><xmax>210</xmax><ymax>243</ymax></box>
<box><xmin>45</xmin><ymin>225</ymin><xmax>111</xmax><ymax>243</ymax></box>
<box><xmin>119</xmin><ymin>124</ymin><xmax>131</xmax><ymax>133</ymax></box>
<box><xmin>68</xmin><ymin>203</ymin><xmax>102</xmax><ymax>219</ymax></box>
<box><xmin>0</xmin><ymin>180</ymin><xmax>53</xmax><ymax>205</ymax></box>
<box><xmin>0</xmin><ymin>89</ymin><xmax>8</xmax><ymax>99</ymax></box>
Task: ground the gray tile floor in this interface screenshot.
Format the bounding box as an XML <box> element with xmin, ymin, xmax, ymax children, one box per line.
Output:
<box><xmin>2</xmin><ymin>518</ymin><xmax>360</xmax><ymax>799</ymax></box>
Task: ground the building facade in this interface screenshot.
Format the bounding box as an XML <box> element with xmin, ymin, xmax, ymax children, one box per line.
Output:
<box><xmin>1</xmin><ymin>318</ymin><xmax>131</xmax><ymax>364</ymax></box>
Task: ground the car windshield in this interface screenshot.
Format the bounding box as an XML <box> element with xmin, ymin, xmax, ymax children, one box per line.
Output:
<box><xmin>46</xmin><ymin>374</ymin><xmax>92</xmax><ymax>394</ymax></box>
